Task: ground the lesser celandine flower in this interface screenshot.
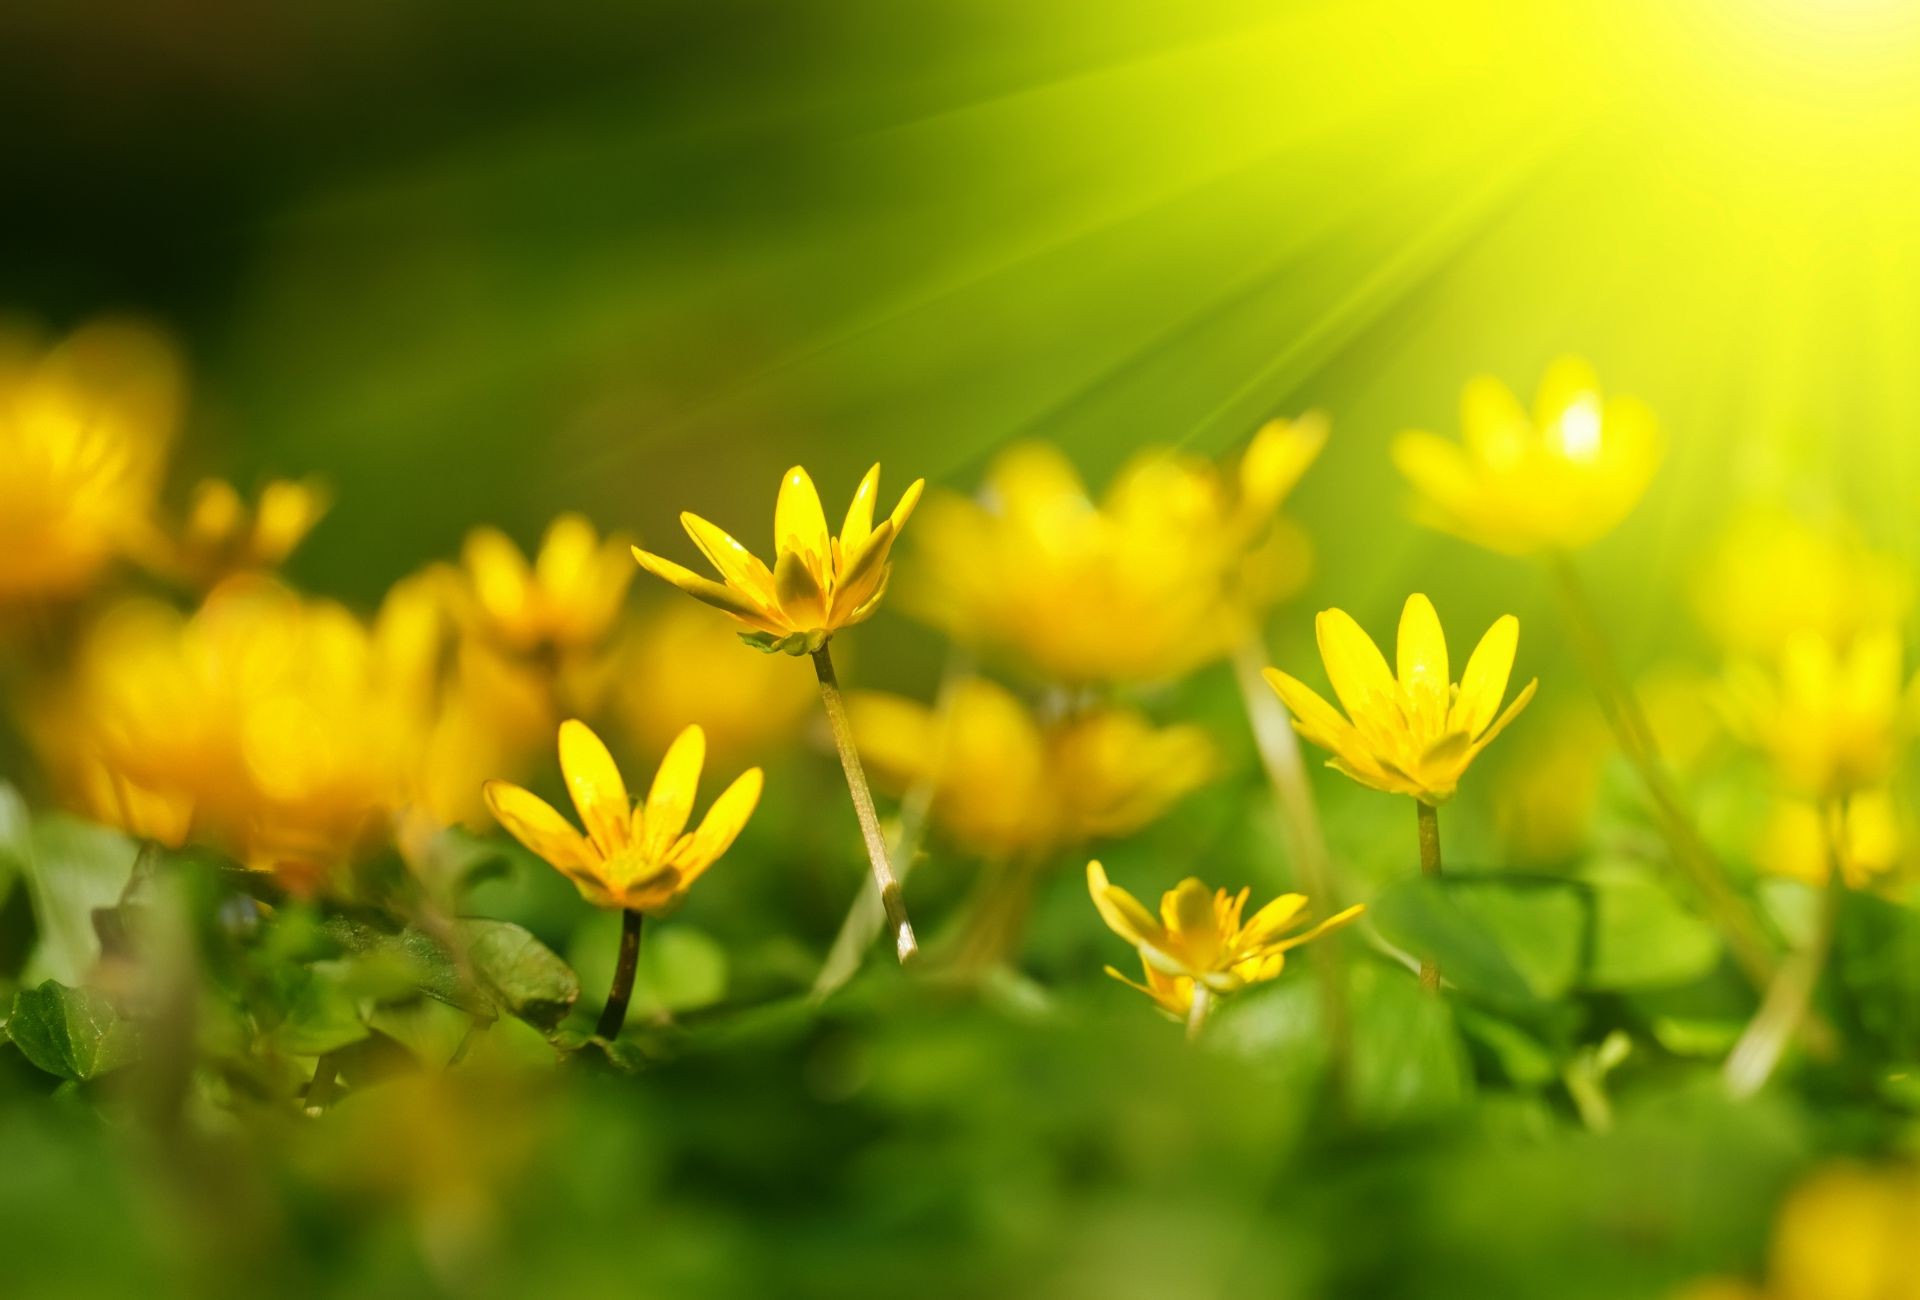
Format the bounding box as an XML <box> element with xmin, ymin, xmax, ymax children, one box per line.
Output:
<box><xmin>1724</xmin><ymin>629</ymin><xmax>1915</xmax><ymax>803</ymax></box>
<box><xmin>907</xmin><ymin>419</ymin><xmax>1325</xmax><ymax>685</ymax></box>
<box><xmin>1694</xmin><ymin>509</ymin><xmax>1910</xmax><ymax>660</ymax></box>
<box><xmin>1760</xmin><ymin>792</ymin><xmax>1900</xmax><ymax>891</ymax></box>
<box><xmin>1674</xmin><ymin>1164</ymin><xmax>1920</xmax><ymax>1300</ymax></box>
<box><xmin>484</xmin><ymin>720</ymin><xmax>762</xmax><ymax>1038</ymax></box>
<box><xmin>1087</xmin><ymin>861</ymin><xmax>1363</xmax><ymax>1037</ymax></box>
<box><xmin>451</xmin><ymin>513</ymin><xmax>635</xmax><ymax>659</ymax></box>
<box><xmin>1266</xmin><ymin>593</ymin><xmax>1533</xmax><ymax>991</ymax></box>
<box><xmin>612</xmin><ymin>600</ymin><xmax>814</xmax><ymax>764</ymax></box>
<box><xmin>168</xmin><ymin>477</ymin><xmax>331</xmax><ymax>588</ymax></box>
<box><xmin>0</xmin><ymin>318</ymin><xmax>182</xmax><ymax>603</ymax></box>
<box><xmin>1391</xmin><ymin>357</ymin><xmax>1661</xmax><ymax>556</ymax></box>
<box><xmin>632</xmin><ymin>463</ymin><xmax>925</xmax><ymax>962</ymax></box>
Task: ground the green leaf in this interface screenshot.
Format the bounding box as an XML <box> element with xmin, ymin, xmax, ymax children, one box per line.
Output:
<box><xmin>455</xmin><ymin>919</ymin><xmax>580</xmax><ymax>1031</ymax></box>
<box><xmin>270</xmin><ymin>963</ymin><xmax>374</xmax><ymax>1057</ymax></box>
<box><xmin>1579</xmin><ymin>862</ymin><xmax>1721</xmax><ymax>991</ymax></box>
<box><xmin>0</xmin><ymin>790</ymin><xmax>142</xmax><ymax>987</ymax></box>
<box><xmin>1347</xmin><ymin>959</ymin><xmax>1473</xmax><ymax>1122</ymax></box>
<box><xmin>7</xmin><ymin>980</ymin><xmax>140</xmax><ymax>1082</ymax></box>
<box><xmin>1369</xmin><ymin>874</ymin><xmax>1585</xmax><ymax>1005</ymax></box>
<box><xmin>319</xmin><ymin>915</ymin><xmax>480</xmax><ymax>1014</ymax></box>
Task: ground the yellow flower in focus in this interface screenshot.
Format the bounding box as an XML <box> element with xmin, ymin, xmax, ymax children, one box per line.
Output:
<box><xmin>1265</xmin><ymin>594</ymin><xmax>1537</xmax><ymax>805</ymax></box>
<box><xmin>907</xmin><ymin>419</ymin><xmax>1326</xmax><ymax>684</ymax></box>
<box><xmin>632</xmin><ymin>464</ymin><xmax>922</xmax><ymax>655</ymax></box>
<box><xmin>0</xmin><ymin>319</ymin><xmax>183</xmax><ymax>602</ymax></box>
<box><xmin>483</xmin><ymin>720</ymin><xmax>762</xmax><ymax>913</ymax></box>
<box><xmin>1392</xmin><ymin>357</ymin><xmax>1662</xmax><ymax>555</ymax></box>
<box><xmin>1725</xmin><ymin>630</ymin><xmax>1915</xmax><ymax>801</ymax></box>
<box><xmin>451</xmin><ymin>513</ymin><xmax>634</xmax><ymax>657</ymax></box>
<box><xmin>848</xmin><ymin>677</ymin><xmax>1213</xmax><ymax>860</ymax></box>
<box><xmin>1087</xmin><ymin>861</ymin><xmax>1363</xmax><ymax>1018</ymax></box>
<box><xmin>611</xmin><ymin>601</ymin><xmax>815</xmax><ymax>762</ymax></box>
<box><xmin>169</xmin><ymin>477</ymin><xmax>331</xmax><ymax>587</ymax></box>
<box><xmin>1760</xmin><ymin>791</ymin><xmax>1901</xmax><ymax>890</ymax></box>
<box><xmin>1694</xmin><ymin>509</ymin><xmax>1910</xmax><ymax>659</ymax></box>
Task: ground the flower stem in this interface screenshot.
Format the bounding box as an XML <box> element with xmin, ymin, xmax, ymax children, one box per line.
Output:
<box><xmin>1233</xmin><ymin>633</ymin><xmax>1353</xmax><ymax>1101</ymax></box>
<box><xmin>1724</xmin><ymin>802</ymin><xmax>1847</xmax><ymax>1098</ymax></box>
<box><xmin>596</xmin><ymin>909</ymin><xmax>644</xmax><ymax>1040</ymax></box>
<box><xmin>1416</xmin><ymin>800</ymin><xmax>1443</xmax><ymax>993</ymax></box>
<box><xmin>1186</xmin><ymin>985</ymin><xmax>1213</xmax><ymax>1043</ymax></box>
<box><xmin>1547</xmin><ymin>551</ymin><xmax>1778</xmax><ymax>992</ymax></box>
<box><xmin>812</xmin><ymin>643</ymin><xmax>919</xmax><ymax>963</ymax></box>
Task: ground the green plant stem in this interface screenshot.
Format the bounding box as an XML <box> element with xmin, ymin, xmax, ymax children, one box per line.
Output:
<box><xmin>1416</xmin><ymin>800</ymin><xmax>1443</xmax><ymax>993</ymax></box>
<box><xmin>1233</xmin><ymin>633</ymin><xmax>1353</xmax><ymax>1103</ymax></box>
<box><xmin>596</xmin><ymin>909</ymin><xmax>644</xmax><ymax>1040</ymax></box>
<box><xmin>813</xmin><ymin>643</ymin><xmax>919</xmax><ymax>963</ymax></box>
<box><xmin>1547</xmin><ymin>551</ymin><xmax>1777</xmax><ymax>992</ymax></box>
<box><xmin>1186</xmin><ymin>985</ymin><xmax>1212</xmax><ymax>1043</ymax></box>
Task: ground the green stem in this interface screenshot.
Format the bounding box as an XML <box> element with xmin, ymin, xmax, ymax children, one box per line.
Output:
<box><xmin>1416</xmin><ymin>800</ymin><xmax>1443</xmax><ymax>993</ymax></box>
<box><xmin>596</xmin><ymin>909</ymin><xmax>643</xmax><ymax>1040</ymax></box>
<box><xmin>1547</xmin><ymin>551</ymin><xmax>1777</xmax><ymax>992</ymax></box>
<box><xmin>812</xmin><ymin>643</ymin><xmax>919</xmax><ymax>962</ymax></box>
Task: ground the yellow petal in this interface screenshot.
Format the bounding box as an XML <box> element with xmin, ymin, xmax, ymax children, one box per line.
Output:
<box><xmin>535</xmin><ymin>513</ymin><xmax>599</xmax><ymax>595</ymax></box>
<box><xmin>1396</xmin><ymin>593</ymin><xmax>1449</xmax><ymax>696</ymax></box>
<box><xmin>840</xmin><ymin>464</ymin><xmax>881</xmax><ymax>556</ymax></box>
<box><xmin>773</xmin><ymin>548</ymin><xmax>828</xmax><ymax>629</ymax></box>
<box><xmin>620</xmin><ymin>865</ymin><xmax>684</xmax><ymax>914</ymax></box>
<box><xmin>1087</xmin><ymin>860</ymin><xmax>1164</xmax><ymax>951</ymax></box>
<box><xmin>829</xmin><ymin>518</ymin><xmax>895</xmax><ymax>623</ymax></box>
<box><xmin>1238</xmin><ymin>892</ymin><xmax>1308</xmax><ymax>947</ymax></box>
<box><xmin>1533</xmin><ymin>355</ymin><xmax>1602</xmax><ymax>433</ymax></box>
<box><xmin>669</xmin><ymin>766</ymin><xmax>763</xmax><ymax>884</ymax></box>
<box><xmin>1315</xmin><ymin>607</ymin><xmax>1396</xmax><ymax>723</ymax></box>
<box><xmin>1239</xmin><ymin>413</ymin><xmax>1327</xmax><ymax>513</ymax></box>
<box><xmin>1269</xmin><ymin>902</ymin><xmax>1367</xmax><ymax>954</ymax></box>
<box><xmin>1468</xmin><ymin>677</ymin><xmax>1539</xmax><ymax>759</ymax></box>
<box><xmin>1460</xmin><ymin>374</ymin><xmax>1530</xmax><ymax>465</ymax></box>
<box><xmin>681</xmin><ymin>512</ymin><xmax>776</xmax><ymax>601</ymax></box>
<box><xmin>483</xmin><ymin>779</ymin><xmax>594</xmax><ymax>871</ymax></box>
<box><xmin>464</xmin><ymin>527</ymin><xmax>532</xmax><ymax>626</ymax></box>
<box><xmin>633</xmin><ymin>546</ymin><xmax>778</xmax><ymax>629</ymax></box>
<box><xmin>1453</xmin><ymin>615</ymin><xmax>1520</xmax><ymax>737</ymax></box>
<box><xmin>888</xmin><ymin>477</ymin><xmax>925</xmax><ymax>534</ymax></box>
<box><xmin>558</xmin><ymin>720</ymin><xmax>630</xmax><ymax>858</ymax></box>
<box><xmin>1163</xmin><ymin>878</ymin><xmax>1218</xmax><ymax>938</ymax></box>
<box><xmin>644</xmin><ymin>724</ymin><xmax>707</xmax><ymax>859</ymax></box>
<box><xmin>774</xmin><ymin>465</ymin><xmax>831</xmax><ymax>575</ymax></box>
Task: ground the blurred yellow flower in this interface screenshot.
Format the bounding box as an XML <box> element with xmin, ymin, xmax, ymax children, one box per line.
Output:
<box><xmin>906</xmin><ymin>419</ymin><xmax>1325</xmax><ymax>684</ymax></box>
<box><xmin>449</xmin><ymin>513</ymin><xmax>634</xmax><ymax>657</ymax></box>
<box><xmin>0</xmin><ymin>319</ymin><xmax>183</xmax><ymax>602</ymax></box>
<box><xmin>611</xmin><ymin>600</ymin><xmax>814</xmax><ymax>763</ymax></box>
<box><xmin>1725</xmin><ymin>630</ymin><xmax>1915</xmax><ymax>801</ymax></box>
<box><xmin>1760</xmin><ymin>790</ymin><xmax>1901</xmax><ymax>890</ymax></box>
<box><xmin>1693</xmin><ymin>509</ymin><xmax>1911</xmax><ymax>660</ymax></box>
<box><xmin>1087</xmin><ymin>860</ymin><xmax>1362</xmax><ymax>1020</ymax></box>
<box><xmin>1494</xmin><ymin>702</ymin><xmax>1611</xmax><ymax>866</ymax></box>
<box><xmin>633</xmin><ymin>464</ymin><xmax>922</xmax><ymax>655</ymax></box>
<box><xmin>483</xmin><ymin>720</ymin><xmax>762</xmax><ymax>913</ymax></box>
<box><xmin>1265</xmin><ymin>594</ymin><xmax>1537</xmax><ymax>804</ymax></box>
<box><xmin>1676</xmin><ymin>1164</ymin><xmax>1920</xmax><ymax>1300</ymax></box>
<box><xmin>848</xmin><ymin>676</ymin><xmax>1214</xmax><ymax>859</ymax></box>
<box><xmin>168</xmin><ymin>477</ymin><xmax>331</xmax><ymax>587</ymax></box>
<box><xmin>1392</xmin><ymin>357</ymin><xmax>1661</xmax><ymax>555</ymax></box>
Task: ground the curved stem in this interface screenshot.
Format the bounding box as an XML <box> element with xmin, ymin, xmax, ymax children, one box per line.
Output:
<box><xmin>1416</xmin><ymin>800</ymin><xmax>1443</xmax><ymax>993</ymax></box>
<box><xmin>1186</xmin><ymin>984</ymin><xmax>1213</xmax><ymax>1043</ymax></box>
<box><xmin>813</xmin><ymin>643</ymin><xmax>919</xmax><ymax>963</ymax></box>
<box><xmin>1547</xmin><ymin>551</ymin><xmax>1777</xmax><ymax>992</ymax></box>
<box><xmin>596</xmin><ymin>909</ymin><xmax>644</xmax><ymax>1040</ymax></box>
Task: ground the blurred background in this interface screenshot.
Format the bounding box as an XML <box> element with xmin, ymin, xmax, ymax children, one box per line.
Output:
<box><xmin>7</xmin><ymin>0</ymin><xmax>1920</xmax><ymax>1296</ymax></box>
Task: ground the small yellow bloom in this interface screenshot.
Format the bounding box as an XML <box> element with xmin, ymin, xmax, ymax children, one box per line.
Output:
<box><xmin>0</xmin><ymin>319</ymin><xmax>183</xmax><ymax>602</ymax></box>
<box><xmin>1760</xmin><ymin>791</ymin><xmax>1901</xmax><ymax>890</ymax></box>
<box><xmin>849</xmin><ymin>677</ymin><xmax>1213</xmax><ymax>859</ymax></box>
<box><xmin>1087</xmin><ymin>861</ymin><xmax>1363</xmax><ymax>1017</ymax></box>
<box><xmin>169</xmin><ymin>477</ymin><xmax>331</xmax><ymax>587</ymax></box>
<box><xmin>483</xmin><ymin>720</ymin><xmax>762</xmax><ymax>913</ymax></box>
<box><xmin>907</xmin><ymin>419</ymin><xmax>1325</xmax><ymax>684</ymax></box>
<box><xmin>1265</xmin><ymin>594</ymin><xmax>1537</xmax><ymax>804</ymax></box>
<box><xmin>1694</xmin><ymin>508</ymin><xmax>1911</xmax><ymax>660</ymax></box>
<box><xmin>611</xmin><ymin>600</ymin><xmax>815</xmax><ymax>763</ymax></box>
<box><xmin>632</xmin><ymin>464</ymin><xmax>922</xmax><ymax>655</ymax></box>
<box><xmin>1392</xmin><ymin>357</ymin><xmax>1662</xmax><ymax>555</ymax></box>
<box><xmin>450</xmin><ymin>513</ymin><xmax>634</xmax><ymax>656</ymax></box>
<box><xmin>1725</xmin><ymin>630</ymin><xmax>1915</xmax><ymax>801</ymax></box>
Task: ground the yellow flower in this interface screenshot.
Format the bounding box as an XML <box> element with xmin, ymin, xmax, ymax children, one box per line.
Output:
<box><xmin>1264</xmin><ymin>594</ymin><xmax>1537</xmax><ymax>804</ymax></box>
<box><xmin>1087</xmin><ymin>861</ymin><xmax>1363</xmax><ymax>1017</ymax></box>
<box><xmin>848</xmin><ymin>677</ymin><xmax>1213</xmax><ymax>859</ymax></box>
<box><xmin>906</xmin><ymin>419</ymin><xmax>1325</xmax><ymax>684</ymax></box>
<box><xmin>169</xmin><ymin>477</ymin><xmax>331</xmax><ymax>587</ymax></box>
<box><xmin>1694</xmin><ymin>508</ymin><xmax>1911</xmax><ymax>659</ymax></box>
<box><xmin>0</xmin><ymin>319</ymin><xmax>183</xmax><ymax>602</ymax></box>
<box><xmin>1392</xmin><ymin>357</ymin><xmax>1662</xmax><ymax>555</ymax></box>
<box><xmin>632</xmin><ymin>464</ymin><xmax>922</xmax><ymax>655</ymax></box>
<box><xmin>483</xmin><ymin>720</ymin><xmax>762</xmax><ymax>913</ymax></box>
<box><xmin>450</xmin><ymin>513</ymin><xmax>634</xmax><ymax>657</ymax></box>
<box><xmin>1760</xmin><ymin>791</ymin><xmax>1901</xmax><ymax>890</ymax></box>
<box><xmin>1725</xmin><ymin>630</ymin><xmax>1915</xmax><ymax>800</ymax></box>
<box><xmin>1676</xmin><ymin>1164</ymin><xmax>1920</xmax><ymax>1300</ymax></box>
<box><xmin>610</xmin><ymin>600</ymin><xmax>815</xmax><ymax>763</ymax></box>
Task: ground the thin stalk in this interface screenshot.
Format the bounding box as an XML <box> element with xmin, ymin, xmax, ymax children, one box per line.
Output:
<box><xmin>1724</xmin><ymin>801</ymin><xmax>1847</xmax><ymax>1099</ymax></box>
<box><xmin>596</xmin><ymin>909</ymin><xmax>644</xmax><ymax>1040</ymax></box>
<box><xmin>1416</xmin><ymin>800</ymin><xmax>1443</xmax><ymax>993</ymax></box>
<box><xmin>812</xmin><ymin>643</ymin><xmax>919</xmax><ymax>962</ymax></box>
<box><xmin>1233</xmin><ymin>633</ymin><xmax>1353</xmax><ymax>1102</ymax></box>
<box><xmin>303</xmin><ymin>1052</ymin><xmax>339</xmax><ymax>1115</ymax></box>
<box><xmin>1547</xmin><ymin>552</ymin><xmax>1777</xmax><ymax>991</ymax></box>
<box><xmin>1186</xmin><ymin>985</ymin><xmax>1213</xmax><ymax>1043</ymax></box>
